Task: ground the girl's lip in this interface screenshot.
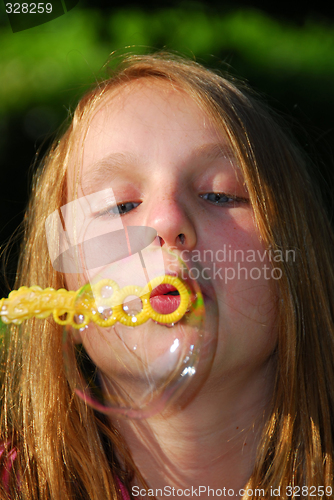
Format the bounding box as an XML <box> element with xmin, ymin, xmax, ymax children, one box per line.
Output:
<box><xmin>149</xmin><ymin>294</ymin><xmax>181</xmax><ymax>315</ymax></box>
<box><xmin>149</xmin><ymin>283</ymin><xmax>181</xmax><ymax>315</ymax></box>
<box><xmin>150</xmin><ymin>284</ymin><xmax>179</xmax><ymax>297</ymax></box>
<box><xmin>149</xmin><ymin>272</ymin><xmax>210</xmax><ymax>302</ymax></box>
<box><xmin>148</xmin><ymin>271</ymin><xmax>211</xmax><ymax>316</ymax></box>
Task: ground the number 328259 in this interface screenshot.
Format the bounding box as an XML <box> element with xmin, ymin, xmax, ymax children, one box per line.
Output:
<box><xmin>5</xmin><ymin>3</ymin><xmax>53</xmax><ymax>14</ymax></box>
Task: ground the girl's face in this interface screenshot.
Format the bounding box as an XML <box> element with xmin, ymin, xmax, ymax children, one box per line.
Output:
<box><xmin>70</xmin><ymin>80</ymin><xmax>277</xmax><ymax>390</ymax></box>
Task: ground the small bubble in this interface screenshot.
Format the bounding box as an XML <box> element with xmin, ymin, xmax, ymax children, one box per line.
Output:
<box><xmin>74</xmin><ymin>314</ymin><xmax>84</xmax><ymax>324</ymax></box>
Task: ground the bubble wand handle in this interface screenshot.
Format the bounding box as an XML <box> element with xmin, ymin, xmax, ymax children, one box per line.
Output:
<box><xmin>0</xmin><ymin>276</ymin><xmax>192</xmax><ymax>329</ymax></box>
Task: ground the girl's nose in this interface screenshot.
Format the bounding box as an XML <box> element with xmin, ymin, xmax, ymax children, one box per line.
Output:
<box><xmin>144</xmin><ymin>197</ymin><xmax>197</xmax><ymax>251</ymax></box>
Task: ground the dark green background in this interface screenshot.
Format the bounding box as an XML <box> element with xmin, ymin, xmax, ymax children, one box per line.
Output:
<box><xmin>0</xmin><ymin>0</ymin><xmax>333</xmax><ymax>296</ymax></box>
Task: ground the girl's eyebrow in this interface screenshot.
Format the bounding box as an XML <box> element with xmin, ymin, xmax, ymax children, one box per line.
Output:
<box><xmin>82</xmin><ymin>152</ymin><xmax>140</xmax><ymax>193</ymax></box>
<box><xmin>81</xmin><ymin>143</ymin><xmax>236</xmax><ymax>193</ymax></box>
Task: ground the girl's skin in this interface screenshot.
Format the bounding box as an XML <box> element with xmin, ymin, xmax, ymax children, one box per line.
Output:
<box><xmin>69</xmin><ymin>80</ymin><xmax>278</xmax><ymax>498</ymax></box>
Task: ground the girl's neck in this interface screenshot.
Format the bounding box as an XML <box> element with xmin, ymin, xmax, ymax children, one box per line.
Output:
<box><xmin>113</xmin><ymin>356</ymin><xmax>276</xmax><ymax>499</ymax></box>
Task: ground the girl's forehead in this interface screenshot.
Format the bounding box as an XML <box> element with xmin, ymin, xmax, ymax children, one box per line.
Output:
<box><xmin>88</xmin><ymin>80</ymin><xmax>209</xmax><ymax>128</ymax></box>
<box><xmin>82</xmin><ymin>80</ymin><xmax>229</xmax><ymax>161</ymax></box>
<box><xmin>66</xmin><ymin>79</ymin><xmax>243</xmax><ymax>200</ymax></box>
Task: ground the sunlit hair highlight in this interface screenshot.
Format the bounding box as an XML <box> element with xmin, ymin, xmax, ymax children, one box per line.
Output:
<box><xmin>1</xmin><ymin>52</ymin><xmax>334</xmax><ymax>498</ymax></box>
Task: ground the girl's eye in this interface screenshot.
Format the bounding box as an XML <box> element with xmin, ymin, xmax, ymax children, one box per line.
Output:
<box><xmin>117</xmin><ymin>202</ymin><xmax>141</xmax><ymax>215</ymax></box>
<box><xmin>200</xmin><ymin>193</ymin><xmax>248</xmax><ymax>205</ymax></box>
<box><xmin>97</xmin><ymin>201</ymin><xmax>141</xmax><ymax>217</ymax></box>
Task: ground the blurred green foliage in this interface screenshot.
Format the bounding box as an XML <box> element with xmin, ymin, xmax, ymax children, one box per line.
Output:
<box><xmin>1</xmin><ymin>5</ymin><xmax>334</xmax><ymax>115</ymax></box>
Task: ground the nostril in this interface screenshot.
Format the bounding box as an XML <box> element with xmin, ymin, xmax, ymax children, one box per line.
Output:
<box><xmin>177</xmin><ymin>233</ymin><xmax>185</xmax><ymax>245</ymax></box>
<box><xmin>156</xmin><ymin>234</ymin><xmax>185</xmax><ymax>247</ymax></box>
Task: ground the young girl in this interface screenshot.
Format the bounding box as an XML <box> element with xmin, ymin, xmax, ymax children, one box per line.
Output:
<box><xmin>1</xmin><ymin>53</ymin><xmax>334</xmax><ymax>500</ymax></box>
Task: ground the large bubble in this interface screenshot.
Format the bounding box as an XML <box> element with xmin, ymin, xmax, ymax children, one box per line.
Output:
<box><xmin>46</xmin><ymin>190</ymin><xmax>218</xmax><ymax>418</ymax></box>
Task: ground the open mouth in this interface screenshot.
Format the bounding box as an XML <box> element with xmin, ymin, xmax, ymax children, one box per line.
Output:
<box><xmin>149</xmin><ymin>284</ymin><xmax>181</xmax><ymax>314</ymax></box>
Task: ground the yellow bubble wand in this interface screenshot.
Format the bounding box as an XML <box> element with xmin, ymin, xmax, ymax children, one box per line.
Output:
<box><xmin>0</xmin><ymin>275</ymin><xmax>192</xmax><ymax>329</ymax></box>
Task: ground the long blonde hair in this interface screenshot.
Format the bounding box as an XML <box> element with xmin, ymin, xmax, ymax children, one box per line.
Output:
<box><xmin>1</xmin><ymin>53</ymin><xmax>334</xmax><ymax>499</ymax></box>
